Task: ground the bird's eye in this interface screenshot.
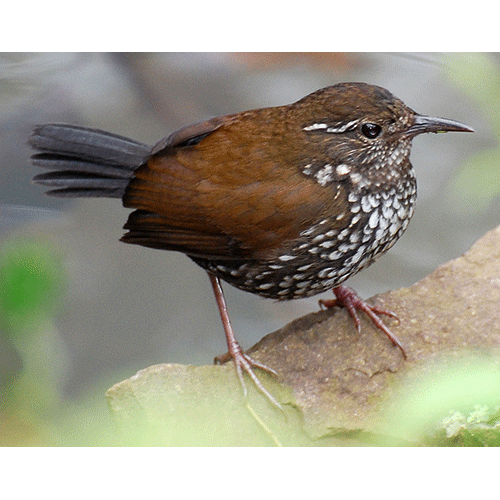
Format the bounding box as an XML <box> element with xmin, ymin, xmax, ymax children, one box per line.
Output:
<box><xmin>361</xmin><ymin>123</ymin><xmax>382</xmax><ymax>139</ymax></box>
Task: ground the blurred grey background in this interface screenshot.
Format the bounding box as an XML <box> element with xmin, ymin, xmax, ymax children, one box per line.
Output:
<box><xmin>0</xmin><ymin>52</ymin><xmax>492</xmax><ymax>400</ymax></box>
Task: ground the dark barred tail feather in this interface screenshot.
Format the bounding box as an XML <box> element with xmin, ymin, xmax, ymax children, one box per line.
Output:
<box><xmin>30</xmin><ymin>124</ymin><xmax>150</xmax><ymax>198</ymax></box>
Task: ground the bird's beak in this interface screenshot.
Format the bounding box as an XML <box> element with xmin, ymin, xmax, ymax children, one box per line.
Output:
<box><xmin>405</xmin><ymin>114</ymin><xmax>475</xmax><ymax>138</ymax></box>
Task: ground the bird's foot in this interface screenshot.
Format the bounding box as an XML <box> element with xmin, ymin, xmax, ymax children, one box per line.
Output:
<box><xmin>320</xmin><ymin>285</ymin><xmax>406</xmax><ymax>359</ymax></box>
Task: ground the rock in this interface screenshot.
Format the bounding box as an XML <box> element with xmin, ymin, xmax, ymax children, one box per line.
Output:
<box><xmin>106</xmin><ymin>226</ymin><xmax>500</xmax><ymax>446</ymax></box>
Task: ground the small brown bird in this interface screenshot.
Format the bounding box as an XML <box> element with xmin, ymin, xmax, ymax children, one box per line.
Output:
<box><xmin>30</xmin><ymin>82</ymin><xmax>473</xmax><ymax>409</ymax></box>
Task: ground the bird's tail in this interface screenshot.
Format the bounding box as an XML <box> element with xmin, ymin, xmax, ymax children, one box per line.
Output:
<box><xmin>30</xmin><ymin>124</ymin><xmax>150</xmax><ymax>198</ymax></box>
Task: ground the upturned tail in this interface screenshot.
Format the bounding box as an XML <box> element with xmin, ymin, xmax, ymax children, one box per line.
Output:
<box><xmin>30</xmin><ymin>124</ymin><xmax>150</xmax><ymax>198</ymax></box>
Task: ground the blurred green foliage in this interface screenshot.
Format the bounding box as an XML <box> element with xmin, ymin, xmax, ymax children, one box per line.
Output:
<box><xmin>0</xmin><ymin>239</ymin><xmax>65</xmax><ymax>444</ymax></box>
<box><xmin>378</xmin><ymin>355</ymin><xmax>500</xmax><ymax>446</ymax></box>
<box><xmin>446</xmin><ymin>53</ymin><xmax>500</xmax><ymax>211</ymax></box>
<box><xmin>0</xmin><ymin>239</ymin><xmax>63</xmax><ymax>333</ymax></box>
<box><xmin>435</xmin><ymin>405</ymin><xmax>500</xmax><ymax>446</ymax></box>
<box><xmin>0</xmin><ymin>238</ymin><xmax>115</xmax><ymax>445</ymax></box>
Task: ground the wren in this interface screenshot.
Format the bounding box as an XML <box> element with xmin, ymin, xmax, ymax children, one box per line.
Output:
<box><xmin>30</xmin><ymin>82</ymin><xmax>473</xmax><ymax>409</ymax></box>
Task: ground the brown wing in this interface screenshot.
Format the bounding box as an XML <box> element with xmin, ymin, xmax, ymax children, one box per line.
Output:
<box><xmin>121</xmin><ymin>110</ymin><xmax>331</xmax><ymax>260</ymax></box>
<box><xmin>121</xmin><ymin>210</ymin><xmax>239</xmax><ymax>258</ymax></box>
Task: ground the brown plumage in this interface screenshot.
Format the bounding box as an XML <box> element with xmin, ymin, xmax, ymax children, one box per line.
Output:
<box><xmin>122</xmin><ymin>110</ymin><xmax>326</xmax><ymax>259</ymax></box>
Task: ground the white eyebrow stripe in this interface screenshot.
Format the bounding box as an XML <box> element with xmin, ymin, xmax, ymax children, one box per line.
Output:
<box><xmin>303</xmin><ymin>120</ymin><xmax>360</xmax><ymax>133</ymax></box>
<box><xmin>303</xmin><ymin>123</ymin><xmax>328</xmax><ymax>131</ymax></box>
<box><xmin>326</xmin><ymin>120</ymin><xmax>360</xmax><ymax>133</ymax></box>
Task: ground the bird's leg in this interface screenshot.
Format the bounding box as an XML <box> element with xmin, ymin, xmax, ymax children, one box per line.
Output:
<box><xmin>208</xmin><ymin>273</ymin><xmax>283</xmax><ymax>410</ymax></box>
<box><xmin>319</xmin><ymin>285</ymin><xmax>407</xmax><ymax>359</ymax></box>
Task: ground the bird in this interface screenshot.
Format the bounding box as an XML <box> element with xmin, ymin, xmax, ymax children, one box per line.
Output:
<box><xmin>29</xmin><ymin>82</ymin><xmax>474</xmax><ymax>409</ymax></box>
